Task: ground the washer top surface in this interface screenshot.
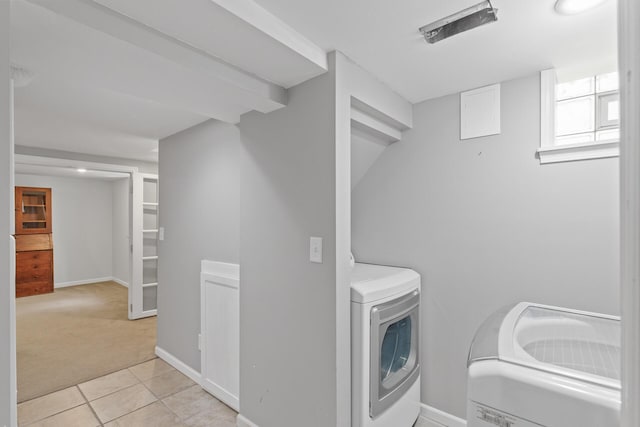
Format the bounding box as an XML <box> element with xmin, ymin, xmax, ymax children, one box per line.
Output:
<box><xmin>351</xmin><ymin>262</ymin><xmax>420</xmax><ymax>304</ymax></box>
<box><xmin>468</xmin><ymin>302</ymin><xmax>621</xmax><ymax>391</ymax></box>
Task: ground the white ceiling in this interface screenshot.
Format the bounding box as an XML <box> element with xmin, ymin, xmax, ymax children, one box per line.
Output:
<box><xmin>252</xmin><ymin>0</ymin><xmax>618</xmax><ymax>103</ymax></box>
<box><xmin>9</xmin><ymin>0</ymin><xmax>618</xmax><ymax>162</ymax></box>
<box><xmin>91</xmin><ymin>0</ymin><xmax>327</xmax><ymax>88</ymax></box>
<box><xmin>14</xmin><ymin>78</ymin><xmax>207</xmax><ymax>162</ymax></box>
<box><xmin>14</xmin><ymin>163</ymin><xmax>130</xmax><ymax>180</ymax></box>
<box><xmin>9</xmin><ymin>0</ymin><xmax>324</xmax><ymax>162</ymax></box>
<box><xmin>14</xmin><ymin>153</ymin><xmax>137</xmax><ymax>181</ymax></box>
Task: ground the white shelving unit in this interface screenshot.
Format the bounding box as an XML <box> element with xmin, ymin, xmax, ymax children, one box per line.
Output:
<box><xmin>130</xmin><ymin>173</ymin><xmax>159</xmax><ymax>319</ymax></box>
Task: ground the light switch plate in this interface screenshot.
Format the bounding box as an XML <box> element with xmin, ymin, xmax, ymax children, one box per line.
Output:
<box><xmin>310</xmin><ymin>237</ymin><xmax>323</xmax><ymax>263</ymax></box>
<box><xmin>159</xmin><ymin>227</ymin><xmax>165</xmax><ymax>241</ymax></box>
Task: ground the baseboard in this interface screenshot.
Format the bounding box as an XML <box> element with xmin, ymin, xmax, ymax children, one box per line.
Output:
<box><xmin>154</xmin><ymin>346</ymin><xmax>464</xmax><ymax>427</ymax></box>
<box><xmin>54</xmin><ymin>276</ymin><xmax>114</xmax><ymax>288</ymax></box>
<box><xmin>420</xmin><ymin>403</ymin><xmax>467</xmax><ymax>427</ymax></box>
<box><xmin>155</xmin><ymin>346</ymin><xmax>202</xmax><ymax>385</ymax></box>
<box><xmin>111</xmin><ymin>277</ymin><xmax>129</xmax><ymax>288</ymax></box>
<box><xmin>201</xmin><ymin>378</ymin><xmax>239</xmax><ymax>412</ymax></box>
<box><xmin>237</xmin><ymin>414</ymin><xmax>260</xmax><ymax>427</ymax></box>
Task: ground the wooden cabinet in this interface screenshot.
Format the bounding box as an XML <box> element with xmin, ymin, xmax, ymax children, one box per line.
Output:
<box><xmin>15</xmin><ymin>234</ymin><xmax>53</xmax><ymax>252</ymax></box>
<box><xmin>15</xmin><ymin>187</ymin><xmax>52</xmax><ymax>234</ymax></box>
<box><xmin>16</xmin><ymin>250</ymin><xmax>53</xmax><ymax>297</ymax></box>
<box><xmin>15</xmin><ymin>187</ymin><xmax>54</xmax><ymax>298</ymax></box>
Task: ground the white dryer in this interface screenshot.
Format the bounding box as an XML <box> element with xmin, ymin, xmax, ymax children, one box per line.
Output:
<box><xmin>351</xmin><ymin>262</ymin><xmax>421</xmax><ymax>427</ymax></box>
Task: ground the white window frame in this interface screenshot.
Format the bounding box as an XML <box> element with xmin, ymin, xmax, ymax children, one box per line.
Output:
<box><xmin>538</xmin><ymin>69</ymin><xmax>620</xmax><ymax>164</ymax></box>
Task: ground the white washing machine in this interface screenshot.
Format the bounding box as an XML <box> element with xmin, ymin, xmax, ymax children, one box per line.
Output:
<box><xmin>351</xmin><ymin>262</ymin><xmax>421</xmax><ymax>427</ymax></box>
<box><xmin>467</xmin><ymin>303</ymin><xmax>620</xmax><ymax>427</ymax></box>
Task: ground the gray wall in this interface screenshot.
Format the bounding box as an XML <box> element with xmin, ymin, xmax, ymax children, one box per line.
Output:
<box><xmin>0</xmin><ymin>2</ymin><xmax>14</xmax><ymax>424</ymax></box>
<box><xmin>112</xmin><ymin>178</ymin><xmax>129</xmax><ymax>286</ymax></box>
<box><xmin>239</xmin><ymin>71</ymin><xmax>338</xmax><ymax>426</ymax></box>
<box><xmin>157</xmin><ymin>119</ymin><xmax>243</xmax><ymax>371</ymax></box>
<box><xmin>15</xmin><ymin>174</ymin><xmax>114</xmax><ymax>286</ymax></box>
<box><xmin>351</xmin><ymin>73</ymin><xmax>620</xmax><ymax>419</ymax></box>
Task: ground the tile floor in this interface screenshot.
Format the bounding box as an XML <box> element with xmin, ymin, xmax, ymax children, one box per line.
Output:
<box><xmin>414</xmin><ymin>418</ymin><xmax>438</xmax><ymax>427</ymax></box>
<box><xmin>18</xmin><ymin>358</ymin><xmax>237</xmax><ymax>427</ymax></box>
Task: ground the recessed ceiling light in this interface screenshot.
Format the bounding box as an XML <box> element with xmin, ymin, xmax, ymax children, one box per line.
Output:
<box><xmin>555</xmin><ymin>0</ymin><xmax>609</xmax><ymax>15</ymax></box>
<box><xmin>77</xmin><ymin>168</ymin><xmax>87</xmax><ymax>173</ymax></box>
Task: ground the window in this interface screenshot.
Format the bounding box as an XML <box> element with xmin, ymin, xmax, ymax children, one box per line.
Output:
<box><xmin>556</xmin><ymin>73</ymin><xmax>619</xmax><ymax>143</ymax></box>
<box><xmin>538</xmin><ymin>69</ymin><xmax>620</xmax><ymax>164</ymax></box>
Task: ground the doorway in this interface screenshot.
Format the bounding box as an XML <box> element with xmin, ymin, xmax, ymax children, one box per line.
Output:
<box><xmin>11</xmin><ymin>159</ymin><xmax>159</xmax><ymax>404</ymax></box>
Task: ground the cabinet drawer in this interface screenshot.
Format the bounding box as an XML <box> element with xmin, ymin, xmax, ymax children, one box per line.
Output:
<box><xmin>15</xmin><ymin>234</ymin><xmax>53</xmax><ymax>252</ymax></box>
<box><xmin>16</xmin><ymin>280</ymin><xmax>53</xmax><ymax>298</ymax></box>
<box><xmin>16</xmin><ymin>250</ymin><xmax>53</xmax><ymax>283</ymax></box>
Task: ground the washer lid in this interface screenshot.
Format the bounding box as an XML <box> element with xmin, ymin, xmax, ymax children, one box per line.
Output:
<box><xmin>504</xmin><ymin>304</ymin><xmax>621</xmax><ymax>388</ymax></box>
<box><xmin>350</xmin><ymin>263</ymin><xmax>420</xmax><ymax>303</ymax></box>
<box><xmin>470</xmin><ymin>302</ymin><xmax>622</xmax><ymax>390</ymax></box>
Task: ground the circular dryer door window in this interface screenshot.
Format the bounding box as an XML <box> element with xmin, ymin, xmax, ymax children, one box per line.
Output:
<box><xmin>370</xmin><ymin>290</ymin><xmax>420</xmax><ymax>418</ymax></box>
<box><xmin>381</xmin><ymin>316</ymin><xmax>412</xmax><ymax>382</ymax></box>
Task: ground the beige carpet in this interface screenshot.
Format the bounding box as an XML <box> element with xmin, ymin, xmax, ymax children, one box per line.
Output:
<box><xmin>16</xmin><ymin>281</ymin><xmax>157</xmax><ymax>403</ymax></box>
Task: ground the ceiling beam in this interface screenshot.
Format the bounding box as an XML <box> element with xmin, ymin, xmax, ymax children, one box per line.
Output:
<box><xmin>90</xmin><ymin>0</ymin><xmax>327</xmax><ymax>89</ymax></box>
<box><xmin>25</xmin><ymin>0</ymin><xmax>288</xmax><ymax>114</ymax></box>
<box><xmin>210</xmin><ymin>0</ymin><xmax>327</xmax><ymax>73</ymax></box>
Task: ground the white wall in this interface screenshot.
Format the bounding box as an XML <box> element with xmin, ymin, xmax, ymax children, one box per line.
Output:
<box><xmin>334</xmin><ymin>52</ymin><xmax>414</xmax><ymax>425</ymax></box>
<box><xmin>154</xmin><ymin>52</ymin><xmax>412</xmax><ymax>427</ymax></box>
<box><xmin>352</xmin><ymin>73</ymin><xmax>620</xmax><ymax>419</ymax></box>
<box><xmin>1</xmin><ymin>2</ymin><xmax>16</xmax><ymax>424</ymax></box>
<box><xmin>15</xmin><ymin>174</ymin><xmax>114</xmax><ymax>287</ymax></box>
<box><xmin>112</xmin><ymin>178</ymin><xmax>129</xmax><ymax>286</ymax></box>
<box><xmin>157</xmin><ymin>119</ymin><xmax>244</xmax><ymax>372</ymax></box>
<box><xmin>240</xmin><ymin>70</ymin><xmax>339</xmax><ymax>427</ymax></box>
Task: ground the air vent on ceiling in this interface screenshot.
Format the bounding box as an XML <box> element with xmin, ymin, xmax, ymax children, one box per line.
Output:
<box><xmin>419</xmin><ymin>1</ymin><xmax>498</xmax><ymax>44</ymax></box>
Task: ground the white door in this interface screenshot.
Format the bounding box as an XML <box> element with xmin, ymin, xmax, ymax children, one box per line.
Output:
<box><xmin>130</xmin><ymin>172</ymin><xmax>159</xmax><ymax>319</ymax></box>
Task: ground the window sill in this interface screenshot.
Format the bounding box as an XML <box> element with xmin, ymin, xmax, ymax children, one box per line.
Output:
<box><xmin>537</xmin><ymin>140</ymin><xmax>619</xmax><ymax>164</ymax></box>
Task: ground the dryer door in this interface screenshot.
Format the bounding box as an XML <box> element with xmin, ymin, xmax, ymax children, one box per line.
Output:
<box><xmin>370</xmin><ymin>290</ymin><xmax>420</xmax><ymax>418</ymax></box>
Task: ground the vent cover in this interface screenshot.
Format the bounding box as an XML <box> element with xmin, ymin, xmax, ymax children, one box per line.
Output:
<box><xmin>419</xmin><ymin>1</ymin><xmax>498</xmax><ymax>44</ymax></box>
